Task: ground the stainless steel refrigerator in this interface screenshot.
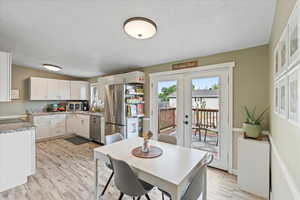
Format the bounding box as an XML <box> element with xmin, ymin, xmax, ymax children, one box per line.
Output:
<box><xmin>104</xmin><ymin>84</ymin><xmax>126</xmax><ymax>138</ymax></box>
<box><xmin>104</xmin><ymin>83</ymin><xmax>144</xmax><ymax>140</ymax></box>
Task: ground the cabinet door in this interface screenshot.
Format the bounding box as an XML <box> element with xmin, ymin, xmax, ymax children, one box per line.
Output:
<box><xmin>70</xmin><ymin>81</ymin><xmax>89</xmax><ymax>100</ymax></box>
<box><xmin>79</xmin><ymin>82</ymin><xmax>89</xmax><ymax>100</ymax></box>
<box><xmin>66</xmin><ymin>115</ymin><xmax>80</xmax><ymax>134</ymax></box>
<box><xmin>58</xmin><ymin>80</ymin><xmax>71</xmax><ymax>100</ymax></box>
<box><xmin>0</xmin><ymin>52</ymin><xmax>11</xmax><ymax>102</ymax></box>
<box><xmin>50</xmin><ymin>115</ymin><xmax>66</xmax><ymax>137</ymax></box>
<box><xmin>78</xmin><ymin>115</ymin><xmax>90</xmax><ymax>138</ymax></box>
<box><xmin>70</xmin><ymin>81</ymin><xmax>81</xmax><ymax>100</ymax></box>
<box><xmin>33</xmin><ymin>116</ymin><xmax>51</xmax><ymax>139</ymax></box>
<box><xmin>30</xmin><ymin>78</ymin><xmax>48</xmax><ymax>100</ymax></box>
<box><xmin>47</xmin><ymin>79</ymin><xmax>60</xmax><ymax>100</ymax></box>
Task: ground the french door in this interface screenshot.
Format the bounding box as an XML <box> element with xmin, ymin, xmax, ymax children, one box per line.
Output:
<box><xmin>150</xmin><ymin>67</ymin><xmax>232</xmax><ymax>170</ymax></box>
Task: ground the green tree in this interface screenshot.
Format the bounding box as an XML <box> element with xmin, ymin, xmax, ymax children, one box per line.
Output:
<box><xmin>210</xmin><ymin>84</ymin><xmax>219</xmax><ymax>90</ymax></box>
<box><xmin>159</xmin><ymin>85</ymin><xmax>177</xmax><ymax>101</ymax></box>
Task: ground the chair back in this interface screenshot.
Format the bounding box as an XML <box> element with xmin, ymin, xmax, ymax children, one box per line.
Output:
<box><xmin>181</xmin><ymin>153</ymin><xmax>214</xmax><ymax>200</ymax></box>
<box><xmin>105</xmin><ymin>133</ymin><xmax>123</xmax><ymax>145</ymax></box>
<box><xmin>108</xmin><ymin>155</ymin><xmax>146</xmax><ymax>197</ymax></box>
<box><xmin>158</xmin><ymin>134</ymin><xmax>177</xmax><ymax>145</ymax></box>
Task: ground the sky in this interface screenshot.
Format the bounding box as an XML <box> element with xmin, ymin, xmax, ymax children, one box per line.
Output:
<box><xmin>158</xmin><ymin>77</ymin><xmax>219</xmax><ymax>93</ymax></box>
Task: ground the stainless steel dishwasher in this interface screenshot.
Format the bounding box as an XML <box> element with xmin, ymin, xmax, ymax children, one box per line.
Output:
<box><xmin>90</xmin><ymin>115</ymin><xmax>102</xmax><ymax>143</ymax></box>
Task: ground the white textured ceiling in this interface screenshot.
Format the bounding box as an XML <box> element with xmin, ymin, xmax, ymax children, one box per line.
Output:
<box><xmin>0</xmin><ymin>0</ymin><xmax>276</xmax><ymax>77</ymax></box>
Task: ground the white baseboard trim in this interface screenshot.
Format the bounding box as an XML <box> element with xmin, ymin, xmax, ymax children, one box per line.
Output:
<box><xmin>0</xmin><ymin>115</ymin><xmax>27</xmax><ymax>119</ymax></box>
<box><xmin>269</xmin><ymin>135</ymin><xmax>300</xmax><ymax>200</ymax></box>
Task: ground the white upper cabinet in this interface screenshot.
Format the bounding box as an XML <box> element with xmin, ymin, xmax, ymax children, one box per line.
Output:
<box><xmin>58</xmin><ymin>80</ymin><xmax>71</xmax><ymax>100</ymax></box>
<box><xmin>0</xmin><ymin>52</ymin><xmax>12</xmax><ymax>102</ymax></box>
<box><xmin>30</xmin><ymin>77</ymin><xmax>48</xmax><ymax>100</ymax></box>
<box><xmin>97</xmin><ymin>71</ymin><xmax>145</xmax><ymax>85</ymax></box>
<box><xmin>47</xmin><ymin>78</ymin><xmax>60</xmax><ymax>100</ymax></box>
<box><xmin>70</xmin><ymin>81</ymin><xmax>89</xmax><ymax>100</ymax></box>
<box><xmin>29</xmin><ymin>77</ymin><xmax>87</xmax><ymax>100</ymax></box>
<box><xmin>47</xmin><ymin>79</ymin><xmax>71</xmax><ymax>100</ymax></box>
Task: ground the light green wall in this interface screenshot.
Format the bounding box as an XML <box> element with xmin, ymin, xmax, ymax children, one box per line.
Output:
<box><xmin>143</xmin><ymin>45</ymin><xmax>270</xmax><ymax>129</ymax></box>
<box><xmin>0</xmin><ymin>65</ymin><xmax>79</xmax><ymax>116</ymax></box>
<box><xmin>269</xmin><ymin>0</ymin><xmax>300</xmax><ymax>198</ymax></box>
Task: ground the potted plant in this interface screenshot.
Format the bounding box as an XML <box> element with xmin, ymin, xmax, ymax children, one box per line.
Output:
<box><xmin>243</xmin><ymin>106</ymin><xmax>268</xmax><ymax>139</ymax></box>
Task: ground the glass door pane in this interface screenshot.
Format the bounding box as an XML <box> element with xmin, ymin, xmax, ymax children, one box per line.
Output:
<box><xmin>190</xmin><ymin>77</ymin><xmax>220</xmax><ymax>160</ymax></box>
<box><xmin>157</xmin><ymin>80</ymin><xmax>178</xmax><ymax>138</ymax></box>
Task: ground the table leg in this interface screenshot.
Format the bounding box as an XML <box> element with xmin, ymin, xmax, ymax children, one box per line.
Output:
<box><xmin>95</xmin><ymin>158</ymin><xmax>99</xmax><ymax>200</ymax></box>
<box><xmin>202</xmin><ymin>165</ymin><xmax>207</xmax><ymax>200</ymax></box>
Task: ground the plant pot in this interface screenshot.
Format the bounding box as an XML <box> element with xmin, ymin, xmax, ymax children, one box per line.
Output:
<box><xmin>243</xmin><ymin>123</ymin><xmax>262</xmax><ymax>139</ymax></box>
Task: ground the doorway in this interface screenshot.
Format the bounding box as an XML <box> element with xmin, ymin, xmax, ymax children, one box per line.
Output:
<box><xmin>150</xmin><ymin>63</ymin><xmax>233</xmax><ymax>170</ymax></box>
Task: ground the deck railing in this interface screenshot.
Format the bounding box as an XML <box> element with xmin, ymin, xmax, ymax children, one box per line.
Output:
<box><xmin>158</xmin><ymin>107</ymin><xmax>219</xmax><ymax>132</ymax></box>
<box><xmin>158</xmin><ymin>107</ymin><xmax>176</xmax><ymax>132</ymax></box>
<box><xmin>192</xmin><ymin>108</ymin><xmax>219</xmax><ymax>129</ymax></box>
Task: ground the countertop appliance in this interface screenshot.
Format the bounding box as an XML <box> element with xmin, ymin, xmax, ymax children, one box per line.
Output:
<box><xmin>90</xmin><ymin>115</ymin><xmax>102</xmax><ymax>143</ymax></box>
<box><xmin>67</xmin><ymin>102</ymin><xmax>83</xmax><ymax>112</ymax></box>
<box><xmin>104</xmin><ymin>83</ymin><xmax>144</xmax><ymax>139</ymax></box>
<box><xmin>82</xmin><ymin>101</ymin><xmax>89</xmax><ymax>111</ymax></box>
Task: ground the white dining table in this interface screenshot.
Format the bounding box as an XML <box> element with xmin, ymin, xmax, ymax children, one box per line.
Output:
<box><xmin>93</xmin><ymin>137</ymin><xmax>208</xmax><ymax>200</ymax></box>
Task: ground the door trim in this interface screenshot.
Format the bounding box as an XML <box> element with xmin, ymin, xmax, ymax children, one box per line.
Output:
<box><xmin>149</xmin><ymin>62</ymin><xmax>234</xmax><ymax>172</ymax></box>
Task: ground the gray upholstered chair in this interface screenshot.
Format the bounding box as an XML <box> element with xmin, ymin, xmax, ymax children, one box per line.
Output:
<box><xmin>158</xmin><ymin>134</ymin><xmax>177</xmax><ymax>145</ymax></box>
<box><xmin>108</xmin><ymin>155</ymin><xmax>154</xmax><ymax>200</ymax></box>
<box><xmin>160</xmin><ymin>153</ymin><xmax>214</xmax><ymax>200</ymax></box>
<box><xmin>101</xmin><ymin>133</ymin><xmax>123</xmax><ymax>196</ymax></box>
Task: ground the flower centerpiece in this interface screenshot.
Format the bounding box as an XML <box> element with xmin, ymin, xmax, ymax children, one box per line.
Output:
<box><xmin>141</xmin><ymin>131</ymin><xmax>153</xmax><ymax>153</ymax></box>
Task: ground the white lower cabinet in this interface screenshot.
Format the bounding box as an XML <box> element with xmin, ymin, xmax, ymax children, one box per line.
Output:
<box><xmin>33</xmin><ymin>114</ymin><xmax>90</xmax><ymax>140</ymax></box>
<box><xmin>33</xmin><ymin>116</ymin><xmax>51</xmax><ymax>139</ymax></box>
<box><xmin>0</xmin><ymin>128</ymin><xmax>36</xmax><ymax>192</ymax></box>
<box><xmin>49</xmin><ymin>115</ymin><xmax>66</xmax><ymax>137</ymax></box>
<box><xmin>33</xmin><ymin>115</ymin><xmax>66</xmax><ymax>139</ymax></box>
<box><xmin>78</xmin><ymin>115</ymin><xmax>90</xmax><ymax>139</ymax></box>
<box><xmin>66</xmin><ymin>114</ymin><xmax>90</xmax><ymax>139</ymax></box>
<box><xmin>238</xmin><ymin>136</ymin><xmax>270</xmax><ymax>199</ymax></box>
<box><xmin>66</xmin><ymin>114</ymin><xmax>80</xmax><ymax>134</ymax></box>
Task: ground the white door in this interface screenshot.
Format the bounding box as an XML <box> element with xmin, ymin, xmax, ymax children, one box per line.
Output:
<box><xmin>150</xmin><ymin>74</ymin><xmax>185</xmax><ymax>145</ymax></box>
<box><xmin>183</xmin><ymin>70</ymin><xmax>230</xmax><ymax>170</ymax></box>
<box><xmin>150</xmin><ymin>66</ymin><xmax>232</xmax><ymax>170</ymax></box>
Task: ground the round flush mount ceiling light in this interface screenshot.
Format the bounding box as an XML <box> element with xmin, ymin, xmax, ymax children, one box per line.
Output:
<box><xmin>123</xmin><ymin>17</ymin><xmax>157</xmax><ymax>39</ymax></box>
<box><xmin>43</xmin><ymin>64</ymin><xmax>62</xmax><ymax>71</ymax></box>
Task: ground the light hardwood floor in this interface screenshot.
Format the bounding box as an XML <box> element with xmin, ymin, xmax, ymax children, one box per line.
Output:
<box><xmin>0</xmin><ymin>139</ymin><xmax>263</xmax><ymax>200</ymax></box>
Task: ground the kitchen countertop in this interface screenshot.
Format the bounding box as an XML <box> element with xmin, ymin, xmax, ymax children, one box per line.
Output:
<box><xmin>28</xmin><ymin>111</ymin><xmax>104</xmax><ymax>117</ymax></box>
<box><xmin>0</xmin><ymin>121</ymin><xmax>35</xmax><ymax>134</ymax></box>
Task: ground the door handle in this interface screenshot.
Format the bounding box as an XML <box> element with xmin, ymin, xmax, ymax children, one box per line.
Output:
<box><xmin>183</xmin><ymin>121</ymin><xmax>188</xmax><ymax>125</ymax></box>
